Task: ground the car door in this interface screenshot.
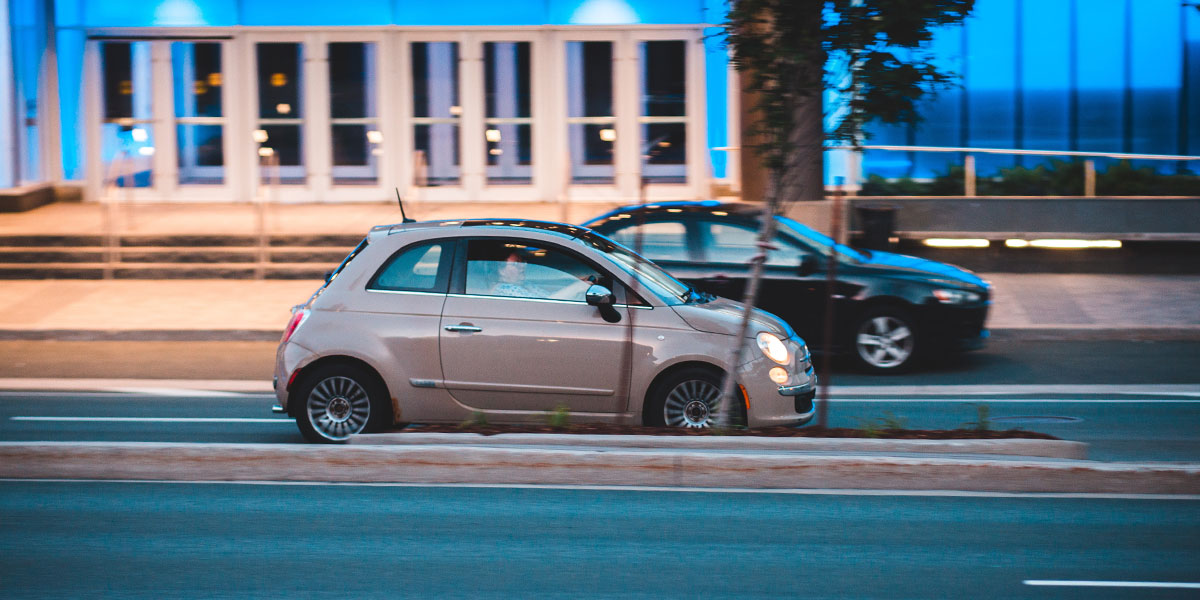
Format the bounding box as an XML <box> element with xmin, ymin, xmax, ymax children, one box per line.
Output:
<box><xmin>438</xmin><ymin>237</ymin><xmax>632</xmax><ymax>414</ymax></box>
<box><xmin>691</xmin><ymin>218</ymin><xmax>828</xmax><ymax>341</ymax></box>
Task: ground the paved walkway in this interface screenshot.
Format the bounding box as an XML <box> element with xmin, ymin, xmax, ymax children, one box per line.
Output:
<box><xmin>1</xmin><ymin>201</ymin><xmax>1198</xmax><ymax>339</ymax></box>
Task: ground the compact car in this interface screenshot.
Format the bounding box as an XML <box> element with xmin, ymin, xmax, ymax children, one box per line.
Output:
<box><xmin>273</xmin><ymin>219</ymin><xmax>816</xmax><ymax>443</ymax></box>
<box><xmin>584</xmin><ymin>201</ymin><xmax>992</xmax><ymax>373</ymax></box>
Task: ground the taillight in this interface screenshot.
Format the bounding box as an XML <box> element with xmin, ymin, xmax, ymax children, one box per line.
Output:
<box><xmin>281</xmin><ymin>309</ymin><xmax>310</xmax><ymax>343</ymax></box>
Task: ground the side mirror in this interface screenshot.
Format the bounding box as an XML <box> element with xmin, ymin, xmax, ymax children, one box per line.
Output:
<box><xmin>585</xmin><ymin>284</ymin><xmax>615</xmax><ymax>306</ymax></box>
<box><xmin>798</xmin><ymin>255</ymin><xmax>821</xmax><ymax>276</ymax></box>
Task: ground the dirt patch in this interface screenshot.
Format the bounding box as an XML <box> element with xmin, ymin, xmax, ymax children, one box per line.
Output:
<box><xmin>395</xmin><ymin>423</ymin><xmax>1058</xmax><ymax>440</ymax></box>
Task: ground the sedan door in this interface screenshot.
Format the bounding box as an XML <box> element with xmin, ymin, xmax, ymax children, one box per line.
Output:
<box><xmin>438</xmin><ymin>238</ymin><xmax>632</xmax><ymax>414</ymax></box>
<box><xmin>690</xmin><ymin>218</ymin><xmax>829</xmax><ymax>342</ymax></box>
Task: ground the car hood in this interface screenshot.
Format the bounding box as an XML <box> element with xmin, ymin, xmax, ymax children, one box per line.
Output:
<box><xmin>671</xmin><ymin>298</ymin><xmax>795</xmax><ymax>339</ymax></box>
<box><xmin>858</xmin><ymin>249</ymin><xmax>989</xmax><ymax>289</ymax></box>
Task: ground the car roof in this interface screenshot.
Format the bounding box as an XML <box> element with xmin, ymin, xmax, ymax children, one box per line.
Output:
<box><xmin>583</xmin><ymin>200</ymin><xmax>764</xmax><ymax>226</ymax></box>
<box><xmin>367</xmin><ymin>218</ymin><xmax>599</xmax><ymax>244</ymax></box>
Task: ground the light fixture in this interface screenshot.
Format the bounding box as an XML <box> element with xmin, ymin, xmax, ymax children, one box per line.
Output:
<box><xmin>489</xmin><ymin>148</ymin><xmax>503</xmax><ymax>156</ymax></box>
<box><xmin>1005</xmin><ymin>239</ymin><xmax>1029</xmax><ymax>248</ymax></box>
<box><xmin>448</xmin><ymin>105</ymin><xmax>463</xmax><ymax>116</ymax></box>
<box><xmin>130</xmin><ymin>128</ymin><xmax>148</xmax><ymax>142</ymax></box>
<box><xmin>193</xmin><ymin>81</ymin><xmax>208</xmax><ymax>95</ymax></box>
<box><xmin>252</xmin><ymin>129</ymin><xmax>269</xmax><ymax>143</ymax></box>
<box><xmin>270</xmin><ymin>73</ymin><xmax>287</xmax><ymax>87</ymax></box>
<box><xmin>1032</xmin><ymin>239</ymin><xmax>1121</xmax><ymax>249</ymax></box>
<box><xmin>275</xmin><ymin>103</ymin><xmax>291</xmax><ymax>115</ymax></box>
<box><xmin>207</xmin><ymin>72</ymin><xmax>222</xmax><ymax>87</ymax></box>
<box><xmin>258</xmin><ymin>147</ymin><xmax>275</xmax><ymax>157</ymax></box>
<box><xmin>366</xmin><ymin>130</ymin><xmax>383</xmax><ymax>144</ymax></box>
<box><xmin>599</xmin><ymin>128</ymin><xmax>616</xmax><ymax>142</ymax></box>
<box><xmin>768</xmin><ymin>367</ymin><xmax>789</xmax><ymax>385</ymax></box>
<box><xmin>485</xmin><ymin>128</ymin><xmax>502</xmax><ymax>143</ymax></box>
<box><xmin>922</xmin><ymin>238</ymin><xmax>990</xmax><ymax>248</ymax></box>
<box><xmin>137</xmin><ymin>146</ymin><xmax>155</xmax><ymax>156</ymax></box>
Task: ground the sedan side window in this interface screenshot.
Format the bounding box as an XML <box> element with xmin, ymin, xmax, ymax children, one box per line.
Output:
<box><xmin>606</xmin><ymin>221</ymin><xmax>689</xmax><ymax>262</ymax></box>
<box><xmin>367</xmin><ymin>242</ymin><xmax>449</xmax><ymax>292</ymax></box>
<box><xmin>704</xmin><ymin>221</ymin><xmax>804</xmax><ymax>267</ymax></box>
<box><xmin>464</xmin><ymin>239</ymin><xmax>606</xmax><ymax>302</ymax></box>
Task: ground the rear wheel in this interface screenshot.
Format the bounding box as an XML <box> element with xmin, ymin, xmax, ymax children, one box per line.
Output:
<box><xmin>851</xmin><ymin>306</ymin><xmax>920</xmax><ymax>373</ymax></box>
<box><xmin>644</xmin><ymin>367</ymin><xmax>744</xmax><ymax>428</ymax></box>
<box><xmin>294</xmin><ymin>364</ymin><xmax>392</xmax><ymax>443</ymax></box>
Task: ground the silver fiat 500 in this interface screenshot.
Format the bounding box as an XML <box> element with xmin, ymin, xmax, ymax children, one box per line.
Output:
<box><xmin>273</xmin><ymin>219</ymin><xmax>817</xmax><ymax>443</ymax></box>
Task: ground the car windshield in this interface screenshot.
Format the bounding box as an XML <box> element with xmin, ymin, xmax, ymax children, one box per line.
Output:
<box><xmin>574</xmin><ymin>231</ymin><xmax>693</xmax><ymax>304</ymax></box>
<box><xmin>776</xmin><ymin>216</ymin><xmax>867</xmax><ymax>263</ymax></box>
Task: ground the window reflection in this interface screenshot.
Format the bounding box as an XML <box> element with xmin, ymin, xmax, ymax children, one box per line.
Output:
<box><xmin>330</xmin><ymin>42</ymin><xmax>379</xmax><ymax>185</ymax></box>
<box><xmin>484</xmin><ymin>41</ymin><xmax>533</xmax><ymax>185</ymax></box>
<box><xmin>640</xmin><ymin>41</ymin><xmax>687</xmax><ymax>184</ymax></box>
<box><xmin>256</xmin><ymin>43</ymin><xmax>305</xmax><ymax>184</ymax></box>
<box><xmin>412</xmin><ymin>42</ymin><xmax>461</xmax><ymax>186</ymax></box>
<box><xmin>567</xmin><ymin>41</ymin><xmax>615</xmax><ymax>184</ymax></box>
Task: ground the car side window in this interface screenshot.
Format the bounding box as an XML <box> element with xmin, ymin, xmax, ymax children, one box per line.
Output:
<box><xmin>464</xmin><ymin>239</ymin><xmax>607</xmax><ymax>302</ymax></box>
<box><xmin>367</xmin><ymin>241</ymin><xmax>449</xmax><ymax>292</ymax></box>
<box><xmin>606</xmin><ymin>221</ymin><xmax>689</xmax><ymax>262</ymax></box>
<box><xmin>703</xmin><ymin>221</ymin><xmax>805</xmax><ymax>267</ymax></box>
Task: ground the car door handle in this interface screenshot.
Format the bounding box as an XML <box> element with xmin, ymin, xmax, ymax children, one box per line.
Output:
<box><xmin>444</xmin><ymin>324</ymin><xmax>483</xmax><ymax>333</ymax></box>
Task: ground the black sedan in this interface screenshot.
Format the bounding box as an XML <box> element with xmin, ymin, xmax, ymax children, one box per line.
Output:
<box><xmin>583</xmin><ymin>201</ymin><xmax>991</xmax><ymax>373</ymax></box>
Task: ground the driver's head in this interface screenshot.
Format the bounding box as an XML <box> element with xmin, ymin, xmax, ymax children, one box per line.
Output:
<box><xmin>498</xmin><ymin>251</ymin><xmax>527</xmax><ymax>284</ymax></box>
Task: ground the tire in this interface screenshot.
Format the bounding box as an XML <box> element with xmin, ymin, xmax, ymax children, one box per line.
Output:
<box><xmin>644</xmin><ymin>367</ymin><xmax>744</xmax><ymax>428</ymax></box>
<box><xmin>293</xmin><ymin>363</ymin><xmax>393</xmax><ymax>444</ymax></box>
<box><xmin>850</xmin><ymin>306</ymin><xmax>920</xmax><ymax>374</ymax></box>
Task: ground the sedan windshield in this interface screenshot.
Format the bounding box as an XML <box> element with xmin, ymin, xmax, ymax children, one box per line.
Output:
<box><xmin>776</xmin><ymin>216</ymin><xmax>867</xmax><ymax>263</ymax></box>
<box><xmin>574</xmin><ymin>231</ymin><xmax>692</xmax><ymax>304</ymax></box>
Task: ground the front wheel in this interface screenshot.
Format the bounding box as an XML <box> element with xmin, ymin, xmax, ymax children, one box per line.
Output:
<box><xmin>294</xmin><ymin>364</ymin><xmax>392</xmax><ymax>443</ymax></box>
<box><xmin>851</xmin><ymin>306</ymin><xmax>920</xmax><ymax>373</ymax></box>
<box><xmin>644</xmin><ymin>367</ymin><xmax>744</xmax><ymax>428</ymax></box>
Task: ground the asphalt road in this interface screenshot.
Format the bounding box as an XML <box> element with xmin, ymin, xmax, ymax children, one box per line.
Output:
<box><xmin>2</xmin><ymin>338</ymin><xmax>1199</xmax><ymax>385</ymax></box>
<box><xmin>1</xmin><ymin>390</ymin><xmax>1197</xmax><ymax>461</ymax></box>
<box><xmin>1</xmin><ymin>480</ymin><xmax>1197</xmax><ymax>599</ymax></box>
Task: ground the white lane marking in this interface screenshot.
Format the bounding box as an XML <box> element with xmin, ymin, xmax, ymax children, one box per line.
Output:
<box><xmin>1</xmin><ymin>479</ymin><xmax>1199</xmax><ymax>500</ymax></box>
<box><xmin>1024</xmin><ymin>580</ymin><xmax>1200</xmax><ymax>589</ymax></box>
<box><xmin>831</xmin><ymin>384</ymin><xmax>1200</xmax><ymax>397</ymax></box>
<box><xmin>10</xmin><ymin>416</ymin><xmax>291</xmax><ymax>424</ymax></box>
<box><xmin>0</xmin><ymin>378</ymin><xmax>273</xmax><ymax>393</ymax></box>
<box><xmin>828</xmin><ymin>398</ymin><xmax>1200</xmax><ymax>403</ymax></box>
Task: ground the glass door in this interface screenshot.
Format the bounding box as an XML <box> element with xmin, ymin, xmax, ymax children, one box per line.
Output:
<box><xmin>100</xmin><ymin>41</ymin><xmax>156</xmax><ymax>188</ymax></box>
<box><xmin>255</xmin><ymin>42</ymin><xmax>306</xmax><ymax>185</ymax></box>
<box><xmin>172</xmin><ymin>42</ymin><xmax>226</xmax><ymax>186</ymax></box>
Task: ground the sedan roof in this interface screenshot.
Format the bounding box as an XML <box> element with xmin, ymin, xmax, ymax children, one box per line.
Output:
<box><xmin>583</xmin><ymin>200</ymin><xmax>764</xmax><ymax>226</ymax></box>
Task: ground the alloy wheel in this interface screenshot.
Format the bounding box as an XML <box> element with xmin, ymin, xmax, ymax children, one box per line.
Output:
<box><xmin>306</xmin><ymin>375</ymin><xmax>371</xmax><ymax>441</ymax></box>
<box><xmin>663</xmin><ymin>379</ymin><xmax>722</xmax><ymax>428</ymax></box>
<box><xmin>856</xmin><ymin>315</ymin><xmax>915</xmax><ymax>369</ymax></box>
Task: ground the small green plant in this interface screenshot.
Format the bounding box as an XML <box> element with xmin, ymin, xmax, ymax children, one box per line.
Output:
<box><xmin>458</xmin><ymin>410</ymin><xmax>488</xmax><ymax>428</ymax></box>
<box><xmin>962</xmin><ymin>403</ymin><xmax>991</xmax><ymax>431</ymax></box>
<box><xmin>853</xmin><ymin>411</ymin><xmax>908</xmax><ymax>438</ymax></box>
<box><xmin>546</xmin><ymin>403</ymin><xmax>571</xmax><ymax>429</ymax></box>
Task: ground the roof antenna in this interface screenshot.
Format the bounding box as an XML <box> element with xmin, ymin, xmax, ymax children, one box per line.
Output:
<box><xmin>395</xmin><ymin>188</ymin><xmax>416</xmax><ymax>223</ymax></box>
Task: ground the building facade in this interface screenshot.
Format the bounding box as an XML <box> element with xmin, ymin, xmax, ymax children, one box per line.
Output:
<box><xmin>2</xmin><ymin>0</ymin><xmax>1198</xmax><ymax>205</ymax></box>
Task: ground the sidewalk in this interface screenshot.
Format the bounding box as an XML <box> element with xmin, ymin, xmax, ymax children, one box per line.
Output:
<box><xmin>0</xmin><ymin>201</ymin><xmax>1198</xmax><ymax>340</ymax></box>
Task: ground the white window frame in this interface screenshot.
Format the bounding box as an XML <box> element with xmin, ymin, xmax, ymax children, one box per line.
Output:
<box><xmin>80</xmin><ymin>25</ymin><xmax>709</xmax><ymax>206</ymax></box>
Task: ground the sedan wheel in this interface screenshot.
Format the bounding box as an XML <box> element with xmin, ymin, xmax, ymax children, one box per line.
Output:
<box><xmin>853</xmin><ymin>308</ymin><xmax>918</xmax><ymax>372</ymax></box>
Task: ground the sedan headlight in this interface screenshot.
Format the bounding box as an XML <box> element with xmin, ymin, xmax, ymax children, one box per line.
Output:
<box><xmin>932</xmin><ymin>288</ymin><xmax>981</xmax><ymax>304</ymax></box>
<box><xmin>756</xmin><ymin>332</ymin><xmax>790</xmax><ymax>365</ymax></box>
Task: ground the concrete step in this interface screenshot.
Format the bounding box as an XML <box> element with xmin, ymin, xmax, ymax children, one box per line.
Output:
<box><xmin>0</xmin><ymin>233</ymin><xmax>361</xmax><ymax>248</ymax></box>
<box><xmin>0</xmin><ymin>246</ymin><xmax>350</xmax><ymax>265</ymax></box>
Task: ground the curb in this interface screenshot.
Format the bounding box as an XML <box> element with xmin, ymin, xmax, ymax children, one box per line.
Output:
<box><xmin>2</xmin><ymin>442</ymin><xmax>1196</xmax><ymax>494</ymax></box>
<box><xmin>351</xmin><ymin>432</ymin><xmax>1089</xmax><ymax>460</ymax></box>
<box><xmin>2</xmin><ymin>327</ymin><xmax>1199</xmax><ymax>342</ymax></box>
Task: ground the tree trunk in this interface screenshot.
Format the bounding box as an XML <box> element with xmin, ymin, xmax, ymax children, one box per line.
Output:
<box><xmin>782</xmin><ymin>29</ymin><xmax>825</xmax><ymax>203</ymax></box>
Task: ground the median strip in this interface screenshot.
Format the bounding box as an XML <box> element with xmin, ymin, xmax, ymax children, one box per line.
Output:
<box><xmin>1</xmin><ymin>441</ymin><xmax>1195</xmax><ymax>494</ymax></box>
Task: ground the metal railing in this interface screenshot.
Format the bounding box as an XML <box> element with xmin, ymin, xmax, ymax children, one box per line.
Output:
<box><xmin>847</xmin><ymin>145</ymin><xmax>1200</xmax><ymax>197</ymax></box>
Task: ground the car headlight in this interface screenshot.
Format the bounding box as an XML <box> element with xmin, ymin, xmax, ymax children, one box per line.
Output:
<box><xmin>932</xmin><ymin>288</ymin><xmax>981</xmax><ymax>304</ymax></box>
<box><xmin>756</xmin><ymin>332</ymin><xmax>790</xmax><ymax>365</ymax></box>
